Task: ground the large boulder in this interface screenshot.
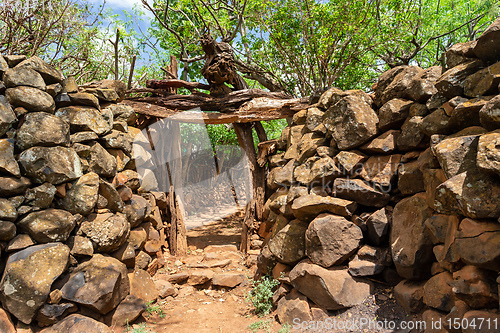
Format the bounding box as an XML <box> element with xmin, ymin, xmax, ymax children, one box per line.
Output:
<box><xmin>0</xmin><ymin>243</ymin><xmax>70</xmax><ymax>324</ymax></box>
<box><xmin>291</xmin><ymin>194</ymin><xmax>357</xmax><ymax>221</ymax></box>
<box><xmin>0</xmin><ymin>139</ymin><xmax>20</xmax><ymax>177</ymax></box>
<box><xmin>446</xmin><ymin>41</ymin><xmax>477</xmax><ymax>68</ymax></box>
<box><xmin>0</xmin><ymin>176</ymin><xmax>30</xmax><ymax>196</ymax></box>
<box><xmin>463</xmin><ymin>62</ymin><xmax>500</xmax><ymax>97</ymax></box>
<box><xmin>77</xmin><ymin>212</ymin><xmax>130</xmax><ymax>253</ymax></box>
<box><xmin>334</xmin><ymin>150</ymin><xmax>367</xmax><ymax>174</ymax></box>
<box><xmin>375</xmin><ymin>66</ymin><xmax>423</xmax><ymax>106</ymax></box>
<box><xmin>276</xmin><ymin>290</ymin><xmax>312</xmax><ymax>325</ymax></box>
<box><xmin>434</xmin><ymin>60</ymin><xmax>485</xmax><ymax>98</ymax></box>
<box><xmin>61</xmin><ymin>254</ymin><xmax>129</xmax><ymax>314</ymax></box>
<box><xmin>60</xmin><ymin>172</ymin><xmax>99</xmax><ymax>215</ymax></box>
<box><xmin>0</xmin><ymin>96</ymin><xmax>16</xmax><ymax>137</ymax></box>
<box><xmin>397</xmin><ymin>116</ymin><xmax>426</xmax><ymax>151</ymax></box>
<box><xmin>378</xmin><ymin>98</ymin><xmax>413</xmax><ymax>131</ymax></box>
<box><xmin>448</xmin><ymin>265</ymin><xmax>499</xmax><ymax>309</ymax></box>
<box><xmin>407</xmin><ymin>66</ymin><xmax>441</xmax><ymax>102</ymax></box>
<box><xmin>473</xmin><ymin>17</ymin><xmax>500</xmax><ymax>62</ymax></box>
<box><xmin>18</xmin><ymin>146</ymin><xmax>82</xmax><ymax>184</ymax></box>
<box><xmin>359</xmin><ymin>154</ymin><xmax>401</xmax><ymax>189</ymax></box>
<box><xmin>17</xmin><ymin>209</ymin><xmax>76</xmax><ymax>243</ymax></box>
<box><xmin>479</xmin><ymin>95</ymin><xmax>500</xmax><ymax>130</ymax></box>
<box><xmin>333</xmin><ymin>178</ymin><xmax>390</xmax><ymax>207</ymax></box>
<box><xmin>323</xmin><ymin>94</ymin><xmax>379</xmax><ymax>150</ymax></box>
<box><xmin>55</xmin><ymin>106</ymin><xmax>112</xmax><ymax>135</ymax></box>
<box><xmin>449</xmin><ymin>96</ymin><xmax>492</xmax><ymax>130</ymax></box>
<box><xmin>453</xmin><ymin>218</ymin><xmax>500</xmax><ymax>271</ymax></box>
<box><xmin>39</xmin><ymin>314</ymin><xmax>112</xmax><ymax>333</ymax></box>
<box><xmin>391</xmin><ymin>193</ymin><xmax>434</xmax><ymax>279</ymax></box>
<box><xmin>16</xmin><ymin>112</ymin><xmax>70</xmax><ymax>150</ymax></box>
<box><xmin>477</xmin><ymin>130</ymin><xmax>500</xmax><ymax>174</ymax></box>
<box><xmin>15</xmin><ymin>56</ymin><xmax>63</xmax><ymax>84</ymax></box>
<box><xmin>3</xmin><ymin>67</ymin><xmax>46</xmax><ymax>90</ymax></box>
<box><xmin>305</xmin><ymin>214</ymin><xmax>362</xmax><ymax>267</ymax></box>
<box><xmin>289</xmin><ymin>261</ymin><xmax>372</xmax><ymax>310</ymax></box>
<box><xmin>433</xmin><ymin>134</ymin><xmax>480</xmax><ymax>178</ymax></box>
<box><xmin>423</xmin><ymin>271</ymin><xmax>455</xmax><ymax>312</ymax></box>
<box><xmin>435</xmin><ymin>171</ymin><xmax>500</xmax><ymax>219</ymax></box>
<box><xmin>359</xmin><ymin>130</ymin><xmax>400</xmax><ymax>154</ymax></box>
<box><xmin>88</xmin><ymin>142</ymin><xmax>117</xmax><ymax>177</ymax></box>
<box><xmin>268</xmin><ymin>220</ymin><xmax>307</xmax><ymax>264</ymax></box>
<box><xmin>5</xmin><ymin>86</ymin><xmax>55</xmax><ymax>113</ymax></box>
<box><xmin>123</xmin><ymin>194</ymin><xmax>151</xmax><ymax>228</ymax></box>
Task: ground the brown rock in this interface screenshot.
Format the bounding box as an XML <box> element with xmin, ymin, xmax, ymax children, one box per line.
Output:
<box><xmin>366</xmin><ymin>208</ymin><xmax>391</xmax><ymax>245</ymax></box>
<box><xmin>291</xmin><ymin>194</ymin><xmax>357</xmax><ymax>221</ymax></box>
<box><xmin>154</xmin><ymin>279</ymin><xmax>177</xmax><ymax>298</ymax></box>
<box><xmin>111</xmin><ymin>242</ymin><xmax>135</xmax><ymax>268</ymax></box>
<box><xmin>454</xmin><ymin>218</ymin><xmax>500</xmax><ymax>270</ymax></box>
<box><xmin>124</xmin><ymin>194</ymin><xmax>152</xmax><ymax>228</ymax></box>
<box><xmin>391</xmin><ymin>193</ymin><xmax>434</xmax><ymax>279</ymax></box>
<box><xmin>446</xmin><ymin>41</ymin><xmax>477</xmax><ymax>68</ymax></box>
<box><xmin>15</xmin><ymin>56</ymin><xmax>63</xmax><ymax>84</ymax></box>
<box><xmin>376</xmin><ymin>66</ymin><xmax>423</xmax><ymax>106</ymax></box>
<box><xmin>420</xmin><ymin>108</ymin><xmax>452</xmax><ymax>136</ymax></box>
<box><xmin>0</xmin><ymin>96</ymin><xmax>16</xmax><ymax>137</ymax></box>
<box><xmin>0</xmin><ymin>306</ymin><xmax>16</xmax><ymax>333</ymax></box>
<box><xmin>449</xmin><ymin>265</ymin><xmax>498</xmax><ymax>309</ymax></box>
<box><xmin>334</xmin><ymin>150</ymin><xmax>367</xmax><ymax>174</ymax></box>
<box><xmin>378</xmin><ymin>98</ymin><xmax>413</xmax><ymax>131</ymax></box>
<box><xmin>18</xmin><ymin>146</ymin><xmax>82</xmax><ymax>184</ymax></box>
<box><xmin>188</xmin><ymin>269</ymin><xmax>214</xmax><ymax>286</ymax></box>
<box><xmin>333</xmin><ymin>178</ymin><xmax>390</xmax><ymax>207</ymax></box>
<box><xmin>433</xmin><ymin>134</ymin><xmax>480</xmax><ymax>178</ymax></box>
<box><xmin>129</xmin><ymin>269</ymin><xmax>158</xmax><ymax>303</ymax></box>
<box><xmin>473</xmin><ymin>17</ymin><xmax>500</xmax><ymax>62</ymax></box>
<box><xmin>424</xmin><ymin>215</ymin><xmax>454</xmax><ymax>245</ymax></box>
<box><xmin>67</xmin><ymin>235</ymin><xmax>94</xmax><ymax>257</ymax></box>
<box><xmin>5</xmin><ymin>86</ymin><xmax>55</xmax><ymax>113</ymax></box>
<box><xmin>423</xmin><ymin>168</ymin><xmax>447</xmax><ymax>210</ymax></box>
<box><xmin>305</xmin><ymin>214</ymin><xmax>362</xmax><ymax>267</ymax></box>
<box><xmin>0</xmin><ymin>139</ymin><xmax>20</xmax><ymax>177</ymax></box>
<box><xmin>398</xmin><ymin>160</ymin><xmax>425</xmax><ymax>196</ymax></box>
<box><xmin>4</xmin><ymin>66</ymin><xmax>45</xmax><ymax>90</ymax></box>
<box><xmin>323</xmin><ymin>94</ymin><xmax>379</xmax><ymax>150</ymax></box>
<box><xmin>423</xmin><ymin>272</ymin><xmax>455</xmax><ymax>312</ymax></box>
<box><xmin>99</xmin><ymin>179</ymin><xmax>124</xmax><ymax>213</ymax></box>
<box><xmin>449</xmin><ymin>96</ymin><xmax>492</xmax><ymax>130</ymax></box>
<box><xmin>25</xmin><ymin>183</ymin><xmax>56</xmax><ymax>209</ymax></box>
<box><xmin>360</xmin><ymin>130</ymin><xmax>400</xmax><ymax>154</ymax></box>
<box><xmin>0</xmin><ymin>176</ymin><xmax>30</xmax><ymax>196</ymax></box>
<box><xmin>5</xmin><ymin>234</ymin><xmax>35</xmax><ymax>252</ymax></box>
<box><xmin>17</xmin><ymin>209</ymin><xmax>75</xmax><ymax>243</ymax></box>
<box><xmin>0</xmin><ymin>198</ymin><xmax>17</xmax><ymax>222</ymax></box>
<box><xmin>397</xmin><ymin>116</ymin><xmax>426</xmax><ymax>151</ymax></box>
<box><xmin>110</xmin><ymin>295</ymin><xmax>146</xmax><ymax>327</ymax></box>
<box><xmin>394</xmin><ymin>280</ymin><xmax>426</xmax><ymax>313</ymax></box>
<box><xmin>277</xmin><ymin>289</ymin><xmax>312</xmax><ymax>325</ymax></box>
<box><xmin>359</xmin><ymin>154</ymin><xmax>401</xmax><ymax>189</ymax></box>
<box><xmin>61</xmin><ymin>254</ymin><xmax>129</xmax><ymax>314</ymax></box>
<box><xmin>477</xmin><ymin>130</ymin><xmax>500</xmax><ymax>174</ymax></box>
<box><xmin>60</xmin><ymin>172</ymin><xmax>99</xmax><ymax>215</ymax></box>
<box><xmin>88</xmin><ymin>142</ymin><xmax>117</xmax><ymax>177</ymax></box>
<box><xmin>435</xmin><ymin>59</ymin><xmax>485</xmax><ymax>98</ymax></box>
<box><xmin>289</xmin><ymin>261</ymin><xmax>373</xmax><ymax>310</ymax></box>
<box><xmin>212</xmin><ymin>273</ymin><xmax>245</xmax><ymax>288</ymax></box>
<box><xmin>464</xmin><ymin>61</ymin><xmax>500</xmax><ymax>97</ymax></box>
<box><xmin>268</xmin><ymin>220</ymin><xmax>307</xmax><ymax>264</ymax></box>
<box><xmin>408</xmin><ymin>66</ymin><xmax>442</xmax><ymax>102</ymax></box>
<box><xmin>77</xmin><ymin>212</ymin><xmax>129</xmax><ymax>253</ymax></box>
<box><xmin>479</xmin><ymin>95</ymin><xmax>500</xmax><ymax>130</ymax></box>
<box><xmin>462</xmin><ymin>311</ymin><xmax>500</xmax><ymax>333</ymax></box>
<box><xmin>39</xmin><ymin>314</ymin><xmax>112</xmax><ymax>333</ymax></box>
<box><xmin>55</xmin><ymin>106</ymin><xmax>111</xmax><ymax>135</ymax></box>
<box><xmin>0</xmin><ymin>221</ymin><xmax>16</xmax><ymax>242</ymax></box>
<box><xmin>0</xmin><ymin>243</ymin><xmax>70</xmax><ymax>324</ymax></box>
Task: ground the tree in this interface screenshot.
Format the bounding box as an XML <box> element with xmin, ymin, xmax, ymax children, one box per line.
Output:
<box><xmin>141</xmin><ymin>0</ymin><xmax>499</xmax><ymax>97</ymax></box>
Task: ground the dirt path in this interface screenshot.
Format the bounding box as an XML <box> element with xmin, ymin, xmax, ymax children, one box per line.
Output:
<box><xmin>120</xmin><ymin>213</ymin><xmax>418</xmax><ymax>333</ymax></box>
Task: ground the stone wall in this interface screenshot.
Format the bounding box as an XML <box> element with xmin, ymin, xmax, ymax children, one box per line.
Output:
<box><xmin>259</xmin><ymin>18</ymin><xmax>500</xmax><ymax>327</ymax></box>
<box><xmin>0</xmin><ymin>55</ymin><xmax>170</xmax><ymax>330</ymax></box>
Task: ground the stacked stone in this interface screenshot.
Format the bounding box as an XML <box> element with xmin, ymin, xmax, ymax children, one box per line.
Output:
<box><xmin>0</xmin><ymin>55</ymin><xmax>170</xmax><ymax>330</ymax></box>
<box><xmin>259</xmin><ymin>19</ymin><xmax>500</xmax><ymax>327</ymax></box>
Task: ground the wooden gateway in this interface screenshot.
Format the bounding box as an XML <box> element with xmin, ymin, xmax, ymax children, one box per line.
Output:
<box><xmin>124</xmin><ymin>44</ymin><xmax>307</xmax><ymax>253</ymax></box>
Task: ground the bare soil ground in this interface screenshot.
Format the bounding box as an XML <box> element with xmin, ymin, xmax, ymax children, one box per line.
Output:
<box><xmin>120</xmin><ymin>213</ymin><xmax>421</xmax><ymax>333</ymax></box>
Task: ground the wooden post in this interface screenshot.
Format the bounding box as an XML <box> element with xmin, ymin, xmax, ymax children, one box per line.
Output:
<box><xmin>233</xmin><ymin>122</ymin><xmax>266</xmax><ymax>253</ymax></box>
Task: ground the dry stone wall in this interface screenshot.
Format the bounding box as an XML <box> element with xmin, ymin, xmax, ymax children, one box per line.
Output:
<box><xmin>260</xmin><ymin>18</ymin><xmax>500</xmax><ymax>328</ymax></box>
<box><xmin>0</xmin><ymin>55</ymin><xmax>170</xmax><ymax>330</ymax></box>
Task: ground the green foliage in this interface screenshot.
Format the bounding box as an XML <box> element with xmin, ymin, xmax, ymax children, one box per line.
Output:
<box><xmin>248</xmin><ymin>319</ymin><xmax>273</xmax><ymax>333</ymax></box>
<box><xmin>278</xmin><ymin>323</ymin><xmax>292</xmax><ymax>333</ymax></box>
<box><xmin>145</xmin><ymin>300</ymin><xmax>165</xmax><ymax>318</ymax></box>
<box><xmin>246</xmin><ymin>275</ymin><xmax>280</xmax><ymax>317</ymax></box>
<box><xmin>125</xmin><ymin>322</ymin><xmax>152</xmax><ymax>333</ymax></box>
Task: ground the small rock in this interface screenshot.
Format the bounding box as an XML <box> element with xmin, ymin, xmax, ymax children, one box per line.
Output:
<box><xmin>39</xmin><ymin>314</ymin><xmax>112</xmax><ymax>333</ymax></box>
<box><xmin>110</xmin><ymin>295</ymin><xmax>146</xmax><ymax>327</ymax></box>
<box><xmin>394</xmin><ymin>280</ymin><xmax>426</xmax><ymax>313</ymax></box>
<box><xmin>17</xmin><ymin>209</ymin><xmax>75</xmax><ymax>243</ymax></box>
<box><xmin>423</xmin><ymin>271</ymin><xmax>455</xmax><ymax>312</ymax></box>
<box><xmin>188</xmin><ymin>269</ymin><xmax>214</xmax><ymax>286</ymax></box>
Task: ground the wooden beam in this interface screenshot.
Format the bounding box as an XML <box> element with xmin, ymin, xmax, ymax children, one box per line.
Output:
<box><xmin>122</xmin><ymin>98</ymin><xmax>306</xmax><ymax>124</ymax></box>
